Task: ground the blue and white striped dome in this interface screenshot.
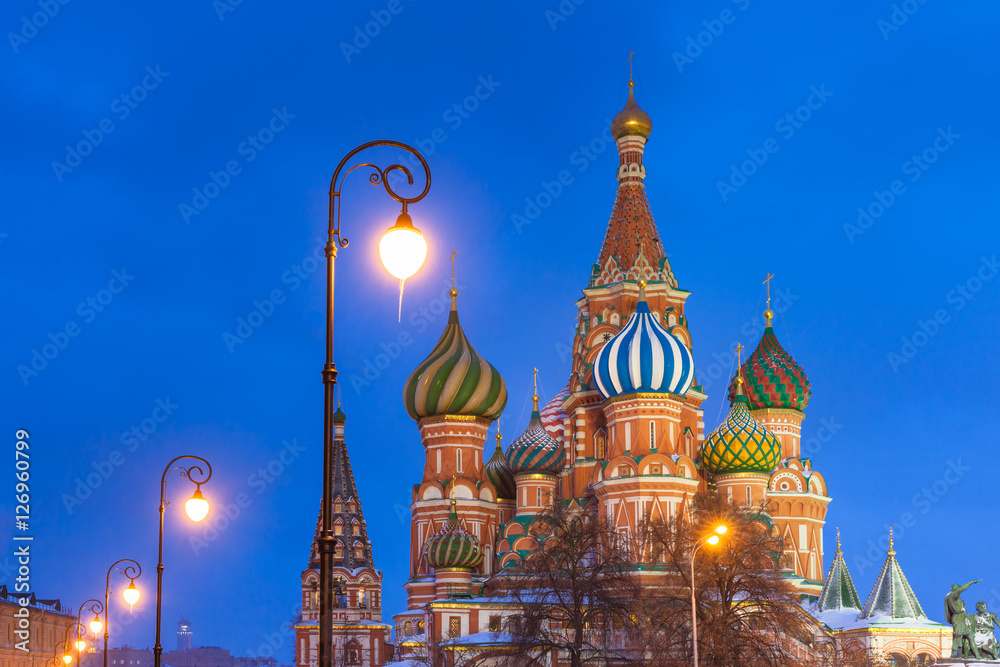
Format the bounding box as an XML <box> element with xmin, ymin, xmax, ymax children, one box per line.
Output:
<box><xmin>593</xmin><ymin>294</ymin><xmax>695</xmax><ymax>399</ymax></box>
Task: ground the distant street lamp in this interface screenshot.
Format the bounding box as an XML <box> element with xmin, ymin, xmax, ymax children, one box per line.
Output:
<box><xmin>318</xmin><ymin>141</ymin><xmax>431</xmax><ymax>667</ymax></box>
<box><xmin>155</xmin><ymin>456</ymin><xmax>213</xmax><ymax>667</ymax></box>
<box><xmin>103</xmin><ymin>559</ymin><xmax>142</xmax><ymax>667</ymax></box>
<box><xmin>75</xmin><ymin>597</ymin><xmax>103</xmax><ymax>667</ymax></box>
<box><xmin>690</xmin><ymin>524</ymin><xmax>728</xmax><ymax>667</ymax></box>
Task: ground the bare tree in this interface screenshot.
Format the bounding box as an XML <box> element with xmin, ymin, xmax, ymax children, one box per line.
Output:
<box><xmin>641</xmin><ymin>492</ymin><xmax>812</xmax><ymax>667</ymax></box>
<box><xmin>490</xmin><ymin>503</ymin><xmax>640</xmax><ymax>667</ymax></box>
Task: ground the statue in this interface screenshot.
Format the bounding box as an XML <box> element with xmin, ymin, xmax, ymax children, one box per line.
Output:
<box><xmin>945</xmin><ymin>580</ymin><xmax>982</xmax><ymax>659</ymax></box>
<box><xmin>973</xmin><ymin>601</ymin><xmax>1000</xmax><ymax>660</ymax></box>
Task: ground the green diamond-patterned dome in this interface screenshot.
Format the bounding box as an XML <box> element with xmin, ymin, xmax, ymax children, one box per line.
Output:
<box><xmin>728</xmin><ymin>322</ymin><xmax>810</xmax><ymax>411</ymax></box>
<box><xmin>701</xmin><ymin>379</ymin><xmax>781</xmax><ymax>474</ymax></box>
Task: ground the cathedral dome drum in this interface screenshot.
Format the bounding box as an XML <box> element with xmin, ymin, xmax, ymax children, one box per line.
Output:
<box><xmin>701</xmin><ymin>377</ymin><xmax>781</xmax><ymax>475</ymax></box>
<box><xmin>403</xmin><ymin>289</ymin><xmax>507</xmax><ymax>421</ymax></box>
<box><xmin>593</xmin><ymin>284</ymin><xmax>694</xmax><ymax>400</ymax></box>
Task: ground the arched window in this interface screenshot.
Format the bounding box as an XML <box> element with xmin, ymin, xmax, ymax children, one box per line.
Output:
<box><xmin>404</xmin><ymin>621</ymin><xmax>413</xmax><ymax>637</ymax></box>
<box><xmin>624</xmin><ymin>423</ymin><xmax>631</xmax><ymax>451</ymax></box>
<box><xmin>436</xmin><ymin>449</ymin><xmax>442</xmax><ymax>473</ymax></box>
<box><xmin>649</xmin><ymin>421</ymin><xmax>656</xmax><ymax>449</ymax></box>
<box><xmin>536</xmin><ymin>488</ymin><xmax>541</xmax><ymax>506</ymax></box>
<box><xmin>746</xmin><ymin>486</ymin><xmax>752</xmax><ymax>505</ymax></box>
<box><xmin>457</xmin><ymin>448</ymin><xmax>463</xmax><ymax>473</ymax></box>
<box><xmin>334</xmin><ymin>500</ymin><xmax>342</xmax><ymax>514</ymax></box>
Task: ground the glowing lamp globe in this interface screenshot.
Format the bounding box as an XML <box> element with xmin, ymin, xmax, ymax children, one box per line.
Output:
<box><xmin>378</xmin><ymin>212</ymin><xmax>427</xmax><ymax>280</ymax></box>
<box><xmin>715</xmin><ymin>524</ymin><xmax>728</xmax><ymax>535</ymax></box>
<box><xmin>89</xmin><ymin>616</ymin><xmax>103</xmax><ymax>635</ymax></box>
<box><xmin>185</xmin><ymin>488</ymin><xmax>210</xmax><ymax>522</ymax></box>
<box><xmin>62</xmin><ymin>655</ymin><xmax>73</xmax><ymax>665</ymax></box>
<box><xmin>707</xmin><ymin>535</ymin><xmax>720</xmax><ymax>546</ymax></box>
<box><xmin>122</xmin><ymin>582</ymin><xmax>140</xmax><ymax>607</ymax></box>
<box><xmin>75</xmin><ymin>640</ymin><xmax>87</xmax><ymax>651</ymax></box>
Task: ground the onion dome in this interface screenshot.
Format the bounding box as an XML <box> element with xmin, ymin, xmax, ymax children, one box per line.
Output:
<box><xmin>422</xmin><ymin>499</ymin><xmax>484</xmax><ymax>570</ymax></box>
<box><xmin>403</xmin><ymin>288</ymin><xmax>507</xmax><ymax>421</ymax></box>
<box><xmin>332</xmin><ymin>405</ymin><xmax>347</xmax><ymax>424</ymax></box>
<box><xmin>507</xmin><ymin>395</ymin><xmax>566</xmax><ymax>476</ymax></box>
<box><xmin>485</xmin><ymin>424</ymin><xmax>515</xmax><ymax>500</ymax></box>
<box><xmin>729</xmin><ymin>311</ymin><xmax>810</xmax><ymax>411</ymax></box>
<box><xmin>701</xmin><ymin>374</ymin><xmax>781</xmax><ymax>474</ymax></box>
<box><xmin>593</xmin><ymin>282</ymin><xmax>694</xmax><ymax>400</ymax></box>
<box><xmin>611</xmin><ymin>80</ymin><xmax>652</xmax><ymax>140</ymax></box>
<box><xmin>539</xmin><ymin>379</ymin><xmax>571</xmax><ymax>440</ymax></box>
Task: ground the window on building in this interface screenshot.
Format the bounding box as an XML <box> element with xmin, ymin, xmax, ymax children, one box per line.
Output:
<box><xmin>489</xmin><ymin>616</ymin><xmax>501</xmax><ymax>632</ymax></box>
<box><xmin>624</xmin><ymin>423</ymin><xmax>631</xmax><ymax>451</ymax></box>
<box><xmin>649</xmin><ymin>421</ymin><xmax>656</xmax><ymax>449</ymax></box>
<box><xmin>596</xmin><ymin>434</ymin><xmax>606</xmax><ymax>459</ymax></box>
<box><xmin>334</xmin><ymin>525</ymin><xmax>342</xmax><ymax>535</ymax></box>
<box><xmin>353</xmin><ymin>524</ymin><xmax>360</xmax><ymax>535</ymax></box>
<box><xmin>457</xmin><ymin>448</ymin><xmax>463</xmax><ymax>472</ymax></box>
<box><xmin>449</xmin><ymin>617</ymin><xmax>461</xmax><ymax>637</ymax></box>
<box><xmin>347</xmin><ymin>649</ymin><xmax>359</xmax><ymax>664</ymax></box>
<box><xmin>334</xmin><ymin>501</ymin><xmax>342</xmax><ymax>513</ymax></box>
<box><xmin>746</xmin><ymin>487</ymin><xmax>752</xmax><ymax>505</ymax></box>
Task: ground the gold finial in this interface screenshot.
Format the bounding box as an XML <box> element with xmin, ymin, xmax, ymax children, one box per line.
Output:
<box><xmin>836</xmin><ymin>527</ymin><xmax>841</xmax><ymax>552</ymax></box>
<box><xmin>495</xmin><ymin>420</ymin><xmax>503</xmax><ymax>448</ymax></box>
<box><xmin>627</xmin><ymin>50</ymin><xmax>635</xmax><ymax>85</ymax></box>
<box><xmin>762</xmin><ymin>272</ymin><xmax>775</xmax><ymax>323</ymax></box>
<box><xmin>450</xmin><ymin>474</ymin><xmax>456</xmax><ymax>499</ymax></box>
<box><xmin>888</xmin><ymin>526</ymin><xmax>895</xmax><ymax>556</ymax></box>
<box><xmin>734</xmin><ymin>343</ymin><xmax>745</xmax><ymax>391</ymax></box>
<box><xmin>449</xmin><ymin>250</ymin><xmax>458</xmax><ymax>297</ymax></box>
<box><xmin>532</xmin><ymin>368</ymin><xmax>539</xmax><ymax>405</ymax></box>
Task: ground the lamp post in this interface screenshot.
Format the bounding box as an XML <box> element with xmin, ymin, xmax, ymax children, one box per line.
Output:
<box><xmin>155</xmin><ymin>456</ymin><xmax>213</xmax><ymax>667</ymax></box>
<box><xmin>318</xmin><ymin>141</ymin><xmax>431</xmax><ymax>667</ymax></box>
<box><xmin>75</xmin><ymin>599</ymin><xmax>103</xmax><ymax>667</ymax></box>
<box><xmin>689</xmin><ymin>524</ymin><xmax>728</xmax><ymax>667</ymax></box>
<box><xmin>103</xmin><ymin>559</ymin><xmax>141</xmax><ymax>667</ymax></box>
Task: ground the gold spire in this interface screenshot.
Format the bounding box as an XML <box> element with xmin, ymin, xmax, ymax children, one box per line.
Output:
<box><xmin>449</xmin><ymin>249</ymin><xmax>458</xmax><ymax>298</ymax></box>
<box><xmin>495</xmin><ymin>420</ymin><xmax>503</xmax><ymax>449</ymax></box>
<box><xmin>638</xmin><ymin>279</ymin><xmax>647</xmax><ymax>301</ymax></box>
<box><xmin>763</xmin><ymin>272</ymin><xmax>775</xmax><ymax>324</ymax></box>
<box><xmin>836</xmin><ymin>527</ymin><xmax>842</xmax><ymax>553</ymax></box>
<box><xmin>888</xmin><ymin>526</ymin><xmax>895</xmax><ymax>556</ymax></box>
<box><xmin>734</xmin><ymin>343</ymin><xmax>745</xmax><ymax>394</ymax></box>
<box><xmin>532</xmin><ymin>368</ymin><xmax>539</xmax><ymax>408</ymax></box>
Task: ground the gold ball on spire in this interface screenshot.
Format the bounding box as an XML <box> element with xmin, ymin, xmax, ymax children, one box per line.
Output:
<box><xmin>764</xmin><ymin>308</ymin><xmax>774</xmax><ymax>321</ymax></box>
<box><xmin>638</xmin><ymin>279</ymin><xmax>647</xmax><ymax>289</ymax></box>
<box><xmin>449</xmin><ymin>287</ymin><xmax>458</xmax><ymax>297</ymax></box>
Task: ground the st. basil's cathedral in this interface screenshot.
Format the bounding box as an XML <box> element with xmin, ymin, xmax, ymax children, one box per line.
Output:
<box><xmin>293</xmin><ymin>78</ymin><xmax>954</xmax><ymax>666</ymax></box>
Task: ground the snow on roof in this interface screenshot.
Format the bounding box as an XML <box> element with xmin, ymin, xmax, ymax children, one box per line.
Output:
<box><xmin>440</xmin><ymin>631</ymin><xmax>515</xmax><ymax>647</ymax></box>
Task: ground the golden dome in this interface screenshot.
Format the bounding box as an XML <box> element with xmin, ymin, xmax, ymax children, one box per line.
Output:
<box><xmin>610</xmin><ymin>81</ymin><xmax>652</xmax><ymax>140</ymax></box>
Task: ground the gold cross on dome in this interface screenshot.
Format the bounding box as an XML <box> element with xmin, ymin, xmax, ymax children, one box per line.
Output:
<box><xmin>450</xmin><ymin>474</ymin><xmax>456</xmax><ymax>499</ymax></box>
<box><xmin>627</xmin><ymin>50</ymin><xmax>635</xmax><ymax>83</ymax></box>
<box><xmin>450</xmin><ymin>250</ymin><xmax>457</xmax><ymax>289</ymax></box>
<box><xmin>762</xmin><ymin>272</ymin><xmax>774</xmax><ymax>310</ymax></box>
<box><xmin>532</xmin><ymin>367</ymin><xmax>538</xmax><ymax>396</ymax></box>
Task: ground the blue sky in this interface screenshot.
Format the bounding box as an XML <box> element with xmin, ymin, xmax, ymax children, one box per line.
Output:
<box><xmin>2</xmin><ymin>0</ymin><xmax>998</xmax><ymax>660</ymax></box>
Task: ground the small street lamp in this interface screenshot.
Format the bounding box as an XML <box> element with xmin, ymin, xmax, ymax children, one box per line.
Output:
<box><xmin>690</xmin><ymin>524</ymin><xmax>728</xmax><ymax>667</ymax></box>
<box><xmin>155</xmin><ymin>456</ymin><xmax>213</xmax><ymax>667</ymax></box>
<box><xmin>102</xmin><ymin>559</ymin><xmax>142</xmax><ymax>667</ymax></box>
<box><xmin>317</xmin><ymin>141</ymin><xmax>431</xmax><ymax>667</ymax></box>
<box><xmin>75</xmin><ymin>598</ymin><xmax>104</xmax><ymax>667</ymax></box>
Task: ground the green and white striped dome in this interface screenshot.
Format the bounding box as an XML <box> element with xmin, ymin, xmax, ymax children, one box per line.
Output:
<box><xmin>422</xmin><ymin>500</ymin><xmax>484</xmax><ymax>570</ymax></box>
<box><xmin>403</xmin><ymin>289</ymin><xmax>507</xmax><ymax>421</ymax></box>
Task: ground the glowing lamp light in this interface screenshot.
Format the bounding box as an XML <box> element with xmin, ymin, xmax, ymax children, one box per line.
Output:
<box><xmin>378</xmin><ymin>212</ymin><xmax>427</xmax><ymax>281</ymax></box>
<box><xmin>75</xmin><ymin>640</ymin><xmax>87</xmax><ymax>652</ymax></box>
<box><xmin>122</xmin><ymin>582</ymin><xmax>140</xmax><ymax>608</ymax></box>
<box><xmin>714</xmin><ymin>524</ymin><xmax>728</xmax><ymax>535</ymax></box>
<box><xmin>185</xmin><ymin>487</ymin><xmax>210</xmax><ymax>522</ymax></box>
<box><xmin>89</xmin><ymin>615</ymin><xmax>103</xmax><ymax>635</ymax></box>
<box><xmin>62</xmin><ymin>654</ymin><xmax>73</xmax><ymax>665</ymax></box>
<box><xmin>706</xmin><ymin>535</ymin><xmax>720</xmax><ymax>546</ymax></box>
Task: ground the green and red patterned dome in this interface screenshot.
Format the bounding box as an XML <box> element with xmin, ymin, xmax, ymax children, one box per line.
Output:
<box><xmin>422</xmin><ymin>499</ymin><xmax>484</xmax><ymax>570</ymax></box>
<box><xmin>403</xmin><ymin>288</ymin><xmax>508</xmax><ymax>421</ymax></box>
<box><xmin>485</xmin><ymin>425</ymin><xmax>516</xmax><ymax>500</ymax></box>
<box><xmin>702</xmin><ymin>377</ymin><xmax>782</xmax><ymax>475</ymax></box>
<box><xmin>506</xmin><ymin>397</ymin><xmax>566</xmax><ymax>476</ymax></box>
<box><xmin>728</xmin><ymin>316</ymin><xmax>810</xmax><ymax>411</ymax></box>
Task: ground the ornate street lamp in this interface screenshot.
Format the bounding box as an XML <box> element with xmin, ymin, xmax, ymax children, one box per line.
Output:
<box><xmin>690</xmin><ymin>524</ymin><xmax>728</xmax><ymax>667</ymax></box>
<box><xmin>154</xmin><ymin>456</ymin><xmax>213</xmax><ymax>667</ymax></box>
<box><xmin>103</xmin><ymin>559</ymin><xmax>141</xmax><ymax>667</ymax></box>
<box><xmin>75</xmin><ymin>597</ymin><xmax>104</xmax><ymax>667</ymax></box>
<box><xmin>318</xmin><ymin>141</ymin><xmax>431</xmax><ymax>667</ymax></box>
